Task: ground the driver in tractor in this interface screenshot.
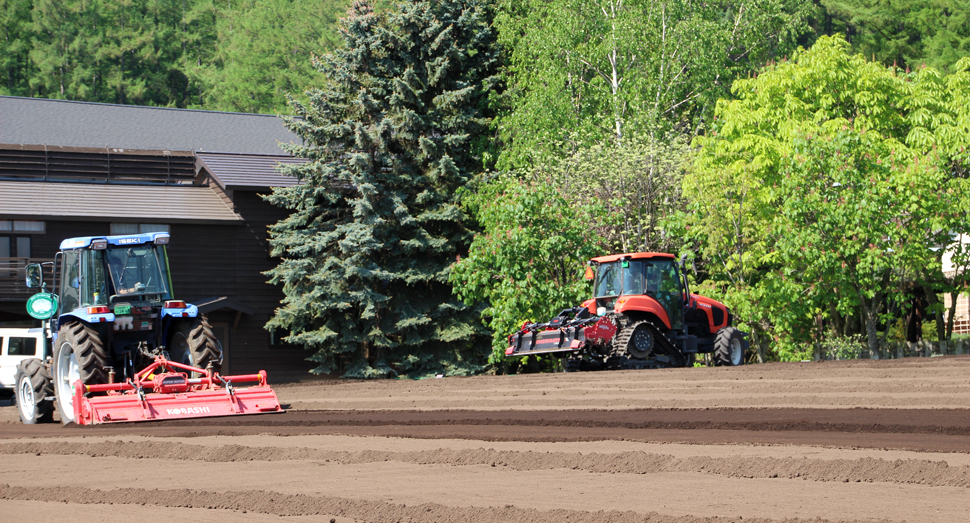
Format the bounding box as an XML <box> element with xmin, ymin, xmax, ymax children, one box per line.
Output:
<box><xmin>623</xmin><ymin>268</ymin><xmax>643</xmax><ymax>295</ymax></box>
<box><xmin>645</xmin><ymin>268</ymin><xmax>661</xmax><ymax>294</ymax></box>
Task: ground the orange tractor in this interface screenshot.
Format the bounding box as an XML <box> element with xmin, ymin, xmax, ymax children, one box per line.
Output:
<box><xmin>506</xmin><ymin>252</ymin><xmax>747</xmax><ymax>370</ymax></box>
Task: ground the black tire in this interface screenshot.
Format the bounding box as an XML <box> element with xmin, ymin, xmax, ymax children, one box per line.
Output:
<box><xmin>15</xmin><ymin>359</ymin><xmax>54</xmax><ymax>424</ymax></box>
<box><xmin>714</xmin><ymin>326</ymin><xmax>745</xmax><ymax>366</ymax></box>
<box><xmin>53</xmin><ymin>322</ymin><xmax>109</xmax><ymax>425</ymax></box>
<box><xmin>169</xmin><ymin>315</ymin><xmax>222</xmax><ymax>376</ymax></box>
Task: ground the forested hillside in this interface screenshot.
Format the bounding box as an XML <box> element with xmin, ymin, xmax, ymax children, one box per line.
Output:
<box><xmin>4</xmin><ymin>1</ymin><xmax>966</xmax><ymax>114</ymax></box>
<box><xmin>0</xmin><ymin>0</ymin><xmax>377</xmax><ymax>113</ymax></box>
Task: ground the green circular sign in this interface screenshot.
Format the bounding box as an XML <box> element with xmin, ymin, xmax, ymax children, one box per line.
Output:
<box><xmin>26</xmin><ymin>292</ymin><xmax>58</xmax><ymax>320</ymax></box>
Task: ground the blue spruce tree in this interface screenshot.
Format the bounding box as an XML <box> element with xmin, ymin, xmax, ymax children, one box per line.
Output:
<box><xmin>265</xmin><ymin>0</ymin><xmax>499</xmax><ymax>378</ymax></box>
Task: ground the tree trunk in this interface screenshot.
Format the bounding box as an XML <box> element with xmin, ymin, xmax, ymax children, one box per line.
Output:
<box><xmin>946</xmin><ymin>290</ymin><xmax>959</xmax><ymax>340</ymax></box>
<box><xmin>921</xmin><ymin>283</ymin><xmax>946</xmax><ymax>342</ymax></box>
<box><xmin>856</xmin><ymin>287</ymin><xmax>883</xmax><ymax>358</ymax></box>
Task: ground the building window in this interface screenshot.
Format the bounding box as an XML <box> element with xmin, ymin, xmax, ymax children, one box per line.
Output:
<box><xmin>0</xmin><ymin>236</ymin><xmax>30</xmax><ymax>258</ymax></box>
<box><xmin>110</xmin><ymin>223</ymin><xmax>170</xmax><ymax>235</ymax></box>
<box><xmin>0</xmin><ymin>220</ymin><xmax>45</xmax><ymax>233</ymax></box>
<box><xmin>0</xmin><ymin>220</ymin><xmax>42</xmax><ymax>258</ymax></box>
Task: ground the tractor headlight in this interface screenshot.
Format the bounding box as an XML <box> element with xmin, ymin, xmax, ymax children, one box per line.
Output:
<box><xmin>596</xmin><ymin>306</ymin><xmax>607</xmax><ymax>316</ymax></box>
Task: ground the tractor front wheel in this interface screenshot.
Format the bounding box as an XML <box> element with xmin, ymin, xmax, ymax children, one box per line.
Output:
<box><xmin>15</xmin><ymin>359</ymin><xmax>54</xmax><ymax>424</ymax></box>
<box><xmin>53</xmin><ymin>322</ymin><xmax>108</xmax><ymax>425</ymax></box>
<box><xmin>714</xmin><ymin>327</ymin><xmax>744</xmax><ymax>366</ymax></box>
<box><xmin>169</xmin><ymin>315</ymin><xmax>222</xmax><ymax>376</ymax></box>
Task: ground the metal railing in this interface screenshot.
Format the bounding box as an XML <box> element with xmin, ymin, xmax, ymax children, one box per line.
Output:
<box><xmin>0</xmin><ymin>257</ymin><xmax>54</xmax><ymax>301</ymax></box>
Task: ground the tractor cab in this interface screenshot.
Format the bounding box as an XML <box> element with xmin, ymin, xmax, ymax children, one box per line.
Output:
<box><xmin>590</xmin><ymin>253</ymin><xmax>684</xmax><ymax>330</ymax></box>
<box><xmin>56</xmin><ymin>233</ymin><xmax>173</xmax><ymax>315</ymax></box>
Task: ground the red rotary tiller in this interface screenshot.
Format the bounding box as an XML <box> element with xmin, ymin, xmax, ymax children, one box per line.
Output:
<box><xmin>73</xmin><ymin>355</ymin><xmax>283</xmax><ymax>425</ymax></box>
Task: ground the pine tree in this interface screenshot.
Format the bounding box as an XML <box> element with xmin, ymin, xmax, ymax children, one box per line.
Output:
<box><xmin>0</xmin><ymin>0</ymin><xmax>34</xmax><ymax>96</ymax></box>
<box><xmin>264</xmin><ymin>0</ymin><xmax>498</xmax><ymax>378</ymax></box>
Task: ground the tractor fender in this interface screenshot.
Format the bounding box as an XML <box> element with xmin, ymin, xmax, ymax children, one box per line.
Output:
<box><xmin>160</xmin><ymin>303</ymin><xmax>199</xmax><ymax>320</ymax></box>
<box><xmin>56</xmin><ymin>309</ymin><xmax>115</xmax><ymax>331</ymax></box>
<box><xmin>690</xmin><ymin>294</ymin><xmax>729</xmax><ymax>332</ymax></box>
<box><xmin>613</xmin><ymin>296</ymin><xmax>671</xmax><ymax>330</ymax></box>
<box><xmin>581</xmin><ymin>299</ymin><xmax>596</xmax><ymax>315</ymax></box>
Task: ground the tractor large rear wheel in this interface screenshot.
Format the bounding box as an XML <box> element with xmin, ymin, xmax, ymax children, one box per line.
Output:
<box><xmin>53</xmin><ymin>322</ymin><xmax>108</xmax><ymax>425</ymax></box>
<box><xmin>15</xmin><ymin>358</ymin><xmax>54</xmax><ymax>424</ymax></box>
<box><xmin>169</xmin><ymin>315</ymin><xmax>222</xmax><ymax>376</ymax></box>
<box><xmin>714</xmin><ymin>327</ymin><xmax>744</xmax><ymax>366</ymax></box>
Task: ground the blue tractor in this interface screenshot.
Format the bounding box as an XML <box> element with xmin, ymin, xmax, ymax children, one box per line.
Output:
<box><xmin>19</xmin><ymin>232</ymin><xmax>222</xmax><ymax>424</ymax></box>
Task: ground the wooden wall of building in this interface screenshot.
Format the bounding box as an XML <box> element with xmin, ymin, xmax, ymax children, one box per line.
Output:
<box><xmin>168</xmin><ymin>190</ymin><xmax>314</xmax><ymax>378</ymax></box>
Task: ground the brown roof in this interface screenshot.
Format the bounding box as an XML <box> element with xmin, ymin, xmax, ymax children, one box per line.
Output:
<box><xmin>0</xmin><ymin>181</ymin><xmax>242</xmax><ymax>223</ymax></box>
<box><xmin>196</xmin><ymin>152</ymin><xmax>307</xmax><ymax>190</ymax></box>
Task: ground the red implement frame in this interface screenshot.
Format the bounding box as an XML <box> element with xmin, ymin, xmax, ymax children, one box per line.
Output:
<box><xmin>72</xmin><ymin>356</ymin><xmax>284</xmax><ymax>425</ymax></box>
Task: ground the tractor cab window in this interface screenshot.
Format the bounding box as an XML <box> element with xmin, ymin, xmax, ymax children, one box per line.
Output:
<box><xmin>104</xmin><ymin>245</ymin><xmax>171</xmax><ymax>301</ymax></box>
<box><xmin>59</xmin><ymin>251</ymin><xmax>80</xmax><ymax>314</ymax></box>
<box><xmin>80</xmin><ymin>249</ymin><xmax>109</xmax><ymax>307</ymax></box>
<box><xmin>594</xmin><ymin>262</ymin><xmax>621</xmax><ymax>297</ymax></box>
<box><xmin>594</xmin><ymin>260</ymin><xmax>646</xmax><ymax>297</ymax></box>
<box><xmin>646</xmin><ymin>260</ymin><xmax>684</xmax><ymax>328</ymax></box>
<box><xmin>621</xmin><ymin>261</ymin><xmax>645</xmax><ymax>296</ymax></box>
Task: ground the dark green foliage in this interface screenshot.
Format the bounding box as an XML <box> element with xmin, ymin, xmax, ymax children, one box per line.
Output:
<box><xmin>0</xmin><ymin>0</ymin><xmax>33</xmax><ymax>96</ymax></box>
<box><xmin>3</xmin><ymin>0</ymin><xmax>351</xmax><ymax>111</ymax></box>
<box><xmin>185</xmin><ymin>0</ymin><xmax>350</xmax><ymax>113</ymax></box>
<box><xmin>25</xmin><ymin>0</ymin><xmax>193</xmax><ymax>105</ymax></box>
<box><xmin>819</xmin><ymin>0</ymin><xmax>970</xmax><ymax>72</ymax></box>
<box><xmin>264</xmin><ymin>0</ymin><xmax>498</xmax><ymax>378</ymax></box>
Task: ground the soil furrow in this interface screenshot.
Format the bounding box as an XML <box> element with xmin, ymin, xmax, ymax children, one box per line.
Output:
<box><xmin>3</xmin><ymin>440</ymin><xmax>966</xmax><ymax>488</ymax></box>
<box><xmin>0</xmin><ymin>484</ymin><xmax>888</xmax><ymax>523</ymax></box>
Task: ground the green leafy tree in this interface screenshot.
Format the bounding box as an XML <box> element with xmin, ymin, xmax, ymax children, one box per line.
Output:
<box><xmin>684</xmin><ymin>36</ymin><xmax>970</xmax><ymax>357</ymax></box>
<box><xmin>449</xmin><ymin>174</ymin><xmax>606</xmax><ymax>363</ymax></box>
<box><xmin>774</xmin><ymin>131</ymin><xmax>947</xmax><ymax>356</ymax></box>
<box><xmin>547</xmin><ymin>131</ymin><xmax>692</xmax><ymax>253</ymax></box>
<box><xmin>494</xmin><ymin>0</ymin><xmax>815</xmax><ymax>169</ymax></box>
<box><xmin>265</xmin><ymin>0</ymin><xmax>499</xmax><ymax>378</ymax></box>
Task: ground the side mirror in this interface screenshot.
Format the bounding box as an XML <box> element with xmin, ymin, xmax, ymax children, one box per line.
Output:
<box><xmin>25</xmin><ymin>264</ymin><xmax>43</xmax><ymax>289</ymax></box>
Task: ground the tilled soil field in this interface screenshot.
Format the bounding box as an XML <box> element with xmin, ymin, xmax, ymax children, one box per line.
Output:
<box><xmin>1</xmin><ymin>356</ymin><xmax>968</xmax><ymax>522</ymax></box>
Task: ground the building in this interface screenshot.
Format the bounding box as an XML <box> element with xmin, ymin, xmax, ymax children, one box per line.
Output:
<box><xmin>942</xmin><ymin>234</ymin><xmax>970</xmax><ymax>335</ymax></box>
<box><xmin>0</xmin><ymin>96</ymin><xmax>314</xmax><ymax>378</ymax></box>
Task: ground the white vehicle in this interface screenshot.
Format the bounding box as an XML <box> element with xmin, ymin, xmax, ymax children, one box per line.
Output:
<box><xmin>0</xmin><ymin>327</ymin><xmax>53</xmax><ymax>423</ymax></box>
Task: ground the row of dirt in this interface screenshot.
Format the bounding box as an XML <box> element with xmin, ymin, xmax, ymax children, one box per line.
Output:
<box><xmin>2</xmin><ymin>355</ymin><xmax>968</xmax><ymax>522</ymax></box>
